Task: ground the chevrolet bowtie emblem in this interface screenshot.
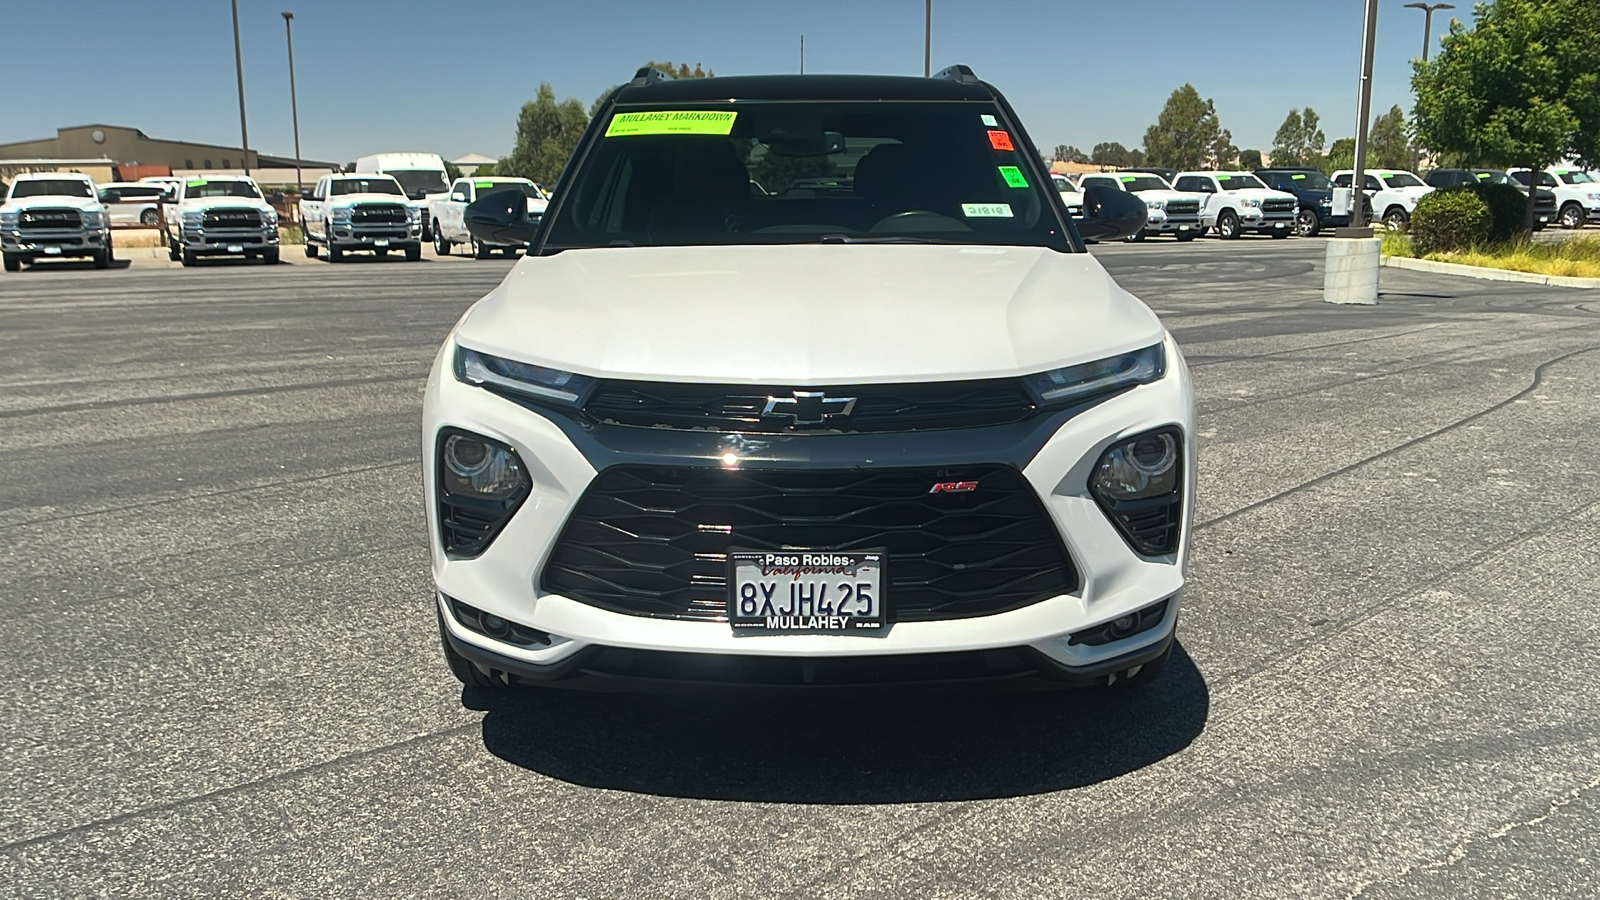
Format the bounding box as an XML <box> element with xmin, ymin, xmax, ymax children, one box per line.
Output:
<box><xmin>761</xmin><ymin>391</ymin><xmax>857</xmax><ymax>425</ymax></box>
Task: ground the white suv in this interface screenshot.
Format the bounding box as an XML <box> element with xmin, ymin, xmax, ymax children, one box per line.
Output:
<box><xmin>1508</xmin><ymin>168</ymin><xmax>1600</xmax><ymax>229</ymax></box>
<box><xmin>1172</xmin><ymin>171</ymin><xmax>1297</xmax><ymax>239</ymax></box>
<box><xmin>423</xmin><ymin>67</ymin><xmax>1194</xmax><ymax>693</ymax></box>
<box><xmin>1</xmin><ymin>173</ymin><xmax>113</xmax><ymax>270</ymax></box>
<box><xmin>161</xmin><ymin>175</ymin><xmax>281</xmax><ymax>266</ymax></box>
<box><xmin>1332</xmin><ymin>169</ymin><xmax>1433</xmax><ymax>230</ymax></box>
<box><xmin>1078</xmin><ymin>172</ymin><xmax>1202</xmax><ymax>241</ymax></box>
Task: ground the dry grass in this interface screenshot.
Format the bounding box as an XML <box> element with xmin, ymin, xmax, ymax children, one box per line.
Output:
<box><xmin>1380</xmin><ymin>232</ymin><xmax>1414</xmax><ymax>258</ymax></box>
<box><xmin>1431</xmin><ymin>235</ymin><xmax>1600</xmax><ymax>278</ymax></box>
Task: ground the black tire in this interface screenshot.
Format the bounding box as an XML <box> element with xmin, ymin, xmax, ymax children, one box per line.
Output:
<box><xmin>1559</xmin><ymin>202</ymin><xmax>1585</xmax><ymax>229</ymax></box>
<box><xmin>1270</xmin><ymin>227</ymin><xmax>1291</xmax><ymax>239</ymax></box>
<box><xmin>406</xmin><ymin>244</ymin><xmax>423</xmax><ymax>261</ymax></box>
<box><xmin>1123</xmin><ymin>230</ymin><xmax>1146</xmax><ymax>243</ymax></box>
<box><xmin>1295</xmin><ymin>208</ymin><xmax>1321</xmax><ymax>237</ymax></box>
<box><xmin>1175</xmin><ymin>231</ymin><xmax>1199</xmax><ymax>242</ymax></box>
<box><xmin>1216</xmin><ymin>210</ymin><xmax>1241</xmax><ymax>239</ymax></box>
<box><xmin>168</xmin><ymin>237</ymin><xmax>181</xmax><ymax>261</ymax></box>
<box><xmin>438</xmin><ymin>610</ymin><xmax>503</xmax><ymax>690</ymax></box>
<box><xmin>2</xmin><ymin>253</ymin><xmax>20</xmax><ymax>272</ymax></box>
<box><xmin>263</xmin><ymin>248</ymin><xmax>280</xmax><ymax>265</ymax></box>
<box><xmin>433</xmin><ymin>221</ymin><xmax>449</xmax><ymax>256</ymax></box>
<box><xmin>1382</xmin><ymin>207</ymin><xmax>1410</xmax><ymax>231</ymax></box>
<box><xmin>472</xmin><ymin>237</ymin><xmax>490</xmax><ymax>259</ymax></box>
<box><xmin>421</xmin><ymin>217</ymin><xmax>433</xmax><ymax>243</ymax></box>
<box><xmin>104</xmin><ymin>240</ymin><xmax>115</xmax><ymax>264</ymax></box>
<box><xmin>304</xmin><ymin>241</ymin><xmax>318</xmax><ymax>258</ymax></box>
<box><xmin>139</xmin><ymin>209</ymin><xmax>160</xmax><ymax>227</ymax></box>
<box><xmin>180</xmin><ymin>248</ymin><xmax>197</xmax><ymax>267</ymax></box>
<box><xmin>327</xmin><ymin>238</ymin><xmax>344</xmax><ymax>263</ymax></box>
<box><xmin>375</xmin><ymin>248</ymin><xmax>389</xmax><ymax>257</ymax></box>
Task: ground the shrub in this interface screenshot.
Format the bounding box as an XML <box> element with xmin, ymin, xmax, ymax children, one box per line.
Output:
<box><xmin>1409</xmin><ymin>189</ymin><xmax>1491</xmax><ymax>255</ymax></box>
<box><xmin>1461</xmin><ymin>181</ymin><xmax>1531</xmax><ymax>243</ymax></box>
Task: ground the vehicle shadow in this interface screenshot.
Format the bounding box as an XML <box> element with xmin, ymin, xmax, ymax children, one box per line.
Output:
<box><xmin>474</xmin><ymin>643</ymin><xmax>1209</xmax><ymax>803</ymax></box>
<box><xmin>15</xmin><ymin>258</ymin><xmax>132</xmax><ymax>271</ymax></box>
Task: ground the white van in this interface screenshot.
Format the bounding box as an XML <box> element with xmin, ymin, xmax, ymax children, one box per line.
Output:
<box><xmin>353</xmin><ymin>152</ymin><xmax>449</xmax><ymax>239</ymax></box>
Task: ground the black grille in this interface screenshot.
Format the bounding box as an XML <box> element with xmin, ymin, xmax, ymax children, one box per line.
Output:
<box><xmin>1165</xmin><ymin>199</ymin><xmax>1200</xmax><ymax>215</ymax></box>
<box><xmin>202</xmin><ymin>207</ymin><xmax>261</xmax><ymax>228</ymax></box>
<box><xmin>585</xmin><ymin>378</ymin><xmax>1037</xmax><ymax>433</ymax></box>
<box><xmin>542</xmin><ymin>465</ymin><xmax>1078</xmax><ymax>622</ymax></box>
<box><xmin>1261</xmin><ymin>198</ymin><xmax>1296</xmax><ymax>213</ymax></box>
<box><xmin>352</xmin><ymin>204</ymin><xmax>407</xmax><ymax>224</ymax></box>
<box><xmin>19</xmin><ymin>208</ymin><xmax>80</xmax><ymax>230</ymax></box>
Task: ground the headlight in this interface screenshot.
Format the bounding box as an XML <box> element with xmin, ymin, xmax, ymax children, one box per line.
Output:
<box><xmin>454</xmin><ymin>345</ymin><xmax>597</xmax><ymax>406</ymax></box>
<box><xmin>0</xmin><ymin>211</ymin><xmax>17</xmax><ymax>227</ymax></box>
<box><xmin>263</xmin><ymin>208</ymin><xmax>278</xmax><ymax>227</ymax></box>
<box><xmin>181</xmin><ymin>211</ymin><xmax>203</xmax><ymax>226</ymax></box>
<box><xmin>81</xmin><ymin>209</ymin><xmax>105</xmax><ymax>227</ymax></box>
<box><xmin>407</xmin><ymin>207</ymin><xmax>421</xmax><ymax>222</ymax></box>
<box><xmin>331</xmin><ymin>207</ymin><xmax>352</xmax><ymax>223</ymax></box>
<box><xmin>1089</xmin><ymin>426</ymin><xmax>1184</xmax><ymax>556</ymax></box>
<box><xmin>440</xmin><ymin>431</ymin><xmax>527</xmax><ymax>500</ymax></box>
<box><xmin>1146</xmin><ymin>198</ymin><xmax>1166</xmax><ymax>210</ymax></box>
<box><xmin>1022</xmin><ymin>343</ymin><xmax>1165</xmax><ymax>407</ymax></box>
<box><xmin>1319</xmin><ymin>197</ymin><xmax>1333</xmax><ymax>206</ymax></box>
<box><xmin>1239</xmin><ymin>197</ymin><xmax>1261</xmax><ymax>208</ymax></box>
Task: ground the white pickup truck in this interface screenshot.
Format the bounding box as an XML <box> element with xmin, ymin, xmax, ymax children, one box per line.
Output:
<box><xmin>299</xmin><ymin>173</ymin><xmax>423</xmax><ymax>262</ymax></box>
<box><xmin>1050</xmin><ymin>174</ymin><xmax>1085</xmax><ymax>218</ymax></box>
<box><xmin>1</xmin><ymin>172</ymin><xmax>113</xmax><ymax>271</ymax></box>
<box><xmin>1508</xmin><ymin>168</ymin><xmax>1600</xmax><ymax>229</ymax></box>
<box><xmin>1172</xmin><ymin>171</ymin><xmax>1298</xmax><ymax>239</ymax></box>
<box><xmin>160</xmin><ymin>175</ymin><xmax>281</xmax><ymax>266</ymax></box>
<box><xmin>1077</xmin><ymin>171</ymin><xmax>1202</xmax><ymax>241</ymax></box>
<box><xmin>1332</xmin><ymin>169</ymin><xmax>1433</xmax><ymax>230</ymax></box>
<box><xmin>428</xmin><ymin>176</ymin><xmax>548</xmax><ymax>258</ymax></box>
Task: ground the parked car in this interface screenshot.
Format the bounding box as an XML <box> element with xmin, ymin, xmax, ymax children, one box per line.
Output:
<box><xmin>1051</xmin><ymin>174</ymin><xmax>1085</xmax><ymax>218</ymax></box>
<box><xmin>1</xmin><ymin>172</ymin><xmax>113</xmax><ymax>270</ymax></box>
<box><xmin>299</xmin><ymin>173</ymin><xmax>422</xmax><ymax>261</ymax></box>
<box><xmin>1331</xmin><ymin>169</ymin><xmax>1432</xmax><ymax>231</ymax></box>
<box><xmin>1424</xmin><ymin>168</ymin><xmax>1555</xmax><ymax>230</ymax></box>
<box><xmin>160</xmin><ymin>175</ymin><xmax>281</xmax><ymax>266</ymax></box>
<box><xmin>1077</xmin><ymin>171</ymin><xmax>1201</xmax><ymax>240</ymax></box>
<box><xmin>355</xmin><ymin>152</ymin><xmax>450</xmax><ymax>241</ymax></box>
<box><xmin>1172</xmin><ymin>171</ymin><xmax>1296</xmax><ymax>239</ymax></box>
<box><xmin>429</xmin><ymin>177</ymin><xmax>549</xmax><ymax>258</ymax></box>
<box><xmin>426</xmin><ymin>65</ymin><xmax>1190</xmax><ymax>694</ymax></box>
<box><xmin>96</xmin><ymin>182</ymin><xmax>165</xmax><ymax>227</ymax></box>
<box><xmin>1507</xmin><ymin>168</ymin><xmax>1600</xmax><ymax>229</ymax></box>
<box><xmin>1255</xmin><ymin>167</ymin><xmax>1352</xmax><ymax>236</ymax></box>
<box><xmin>1123</xmin><ymin>166</ymin><xmax>1179</xmax><ymax>185</ymax></box>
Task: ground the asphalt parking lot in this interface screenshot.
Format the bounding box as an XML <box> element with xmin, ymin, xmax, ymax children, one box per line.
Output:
<box><xmin>2</xmin><ymin>238</ymin><xmax>1598</xmax><ymax>898</ymax></box>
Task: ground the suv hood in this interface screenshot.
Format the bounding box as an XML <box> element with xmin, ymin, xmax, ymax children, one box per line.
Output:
<box><xmin>1135</xmin><ymin>189</ymin><xmax>1197</xmax><ymax>204</ymax></box>
<box><xmin>453</xmin><ymin>245</ymin><xmax>1164</xmax><ymax>384</ymax></box>
<box><xmin>2</xmin><ymin>196</ymin><xmax>102</xmax><ymax>213</ymax></box>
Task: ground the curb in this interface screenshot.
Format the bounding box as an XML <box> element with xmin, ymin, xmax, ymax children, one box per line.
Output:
<box><xmin>1380</xmin><ymin>254</ymin><xmax>1600</xmax><ymax>288</ymax></box>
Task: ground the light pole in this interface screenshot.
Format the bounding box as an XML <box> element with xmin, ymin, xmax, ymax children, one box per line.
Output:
<box><xmin>923</xmin><ymin>0</ymin><xmax>931</xmax><ymax>76</ymax></box>
<box><xmin>1404</xmin><ymin>3</ymin><xmax>1453</xmax><ymax>61</ymax></box>
<box><xmin>232</xmin><ymin>0</ymin><xmax>250</xmax><ymax>175</ymax></box>
<box><xmin>282</xmin><ymin>11</ymin><xmax>303</xmax><ymax>190</ymax></box>
<box><xmin>1348</xmin><ymin>0</ymin><xmax>1380</xmax><ymax>232</ymax></box>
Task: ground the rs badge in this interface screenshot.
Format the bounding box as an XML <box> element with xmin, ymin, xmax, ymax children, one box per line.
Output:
<box><xmin>928</xmin><ymin>481</ymin><xmax>979</xmax><ymax>494</ymax></box>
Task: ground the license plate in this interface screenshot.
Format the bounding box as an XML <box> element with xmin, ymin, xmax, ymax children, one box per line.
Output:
<box><xmin>1274</xmin><ymin>221</ymin><xmax>1285</xmax><ymax>228</ymax></box>
<box><xmin>374</xmin><ymin>238</ymin><xmax>390</xmax><ymax>247</ymax></box>
<box><xmin>1178</xmin><ymin>224</ymin><xmax>1190</xmax><ymax>230</ymax></box>
<box><xmin>227</xmin><ymin>244</ymin><xmax>244</xmax><ymax>253</ymax></box>
<box><xmin>729</xmin><ymin>550</ymin><xmax>884</xmax><ymax>633</ymax></box>
<box><xmin>43</xmin><ymin>246</ymin><xmax>62</xmax><ymax>255</ymax></box>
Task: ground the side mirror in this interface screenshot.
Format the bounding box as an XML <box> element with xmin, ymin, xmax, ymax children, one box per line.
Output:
<box><xmin>466</xmin><ymin>189</ymin><xmax>541</xmax><ymax>246</ymax></box>
<box><xmin>1075</xmin><ymin>184</ymin><xmax>1148</xmax><ymax>241</ymax></box>
<box><xmin>451</xmin><ymin>192</ymin><xmax>467</xmax><ymax>202</ymax></box>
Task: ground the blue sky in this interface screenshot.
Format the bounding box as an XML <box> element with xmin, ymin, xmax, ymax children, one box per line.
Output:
<box><xmin>5</xmin><ymin>0</ymin><xmax>1448</xmax><ymax>164</ymax></box>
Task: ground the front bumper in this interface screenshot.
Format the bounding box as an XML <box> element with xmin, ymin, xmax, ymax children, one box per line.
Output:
<box><xmin>329</xmin><ymin>221</ymin><xmax>422</xmax><ymax>250</ymax></box>
<box><xmin>180</xmin><ymin>226</ymin><xmax>279</xmax><ymax>254</ymax></box>
<box><xmin>1240</xmin><ymin>209</ymin><xmax>1295</xmax><ymax>232</ymax></box>
<box><xmin>423</xmin><ymin>335</ymin><xmax>1196</xmax><ymax>689</ymax></box>
<box><xmin>2</xmin><ymin>227</ymin><xmax>108</xmax><ymax>258</ymax></box>
<box><xmin>1143</xmin><ymin>211</ymin><xmax>1201</xmax><ymax>234</ymax></box>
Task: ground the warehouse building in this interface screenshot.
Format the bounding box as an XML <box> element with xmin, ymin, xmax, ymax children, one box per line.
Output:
<box><xmin>0</xmin><ymin>124</ymin><xmax>338</xmax><ymax>184</ymax></box>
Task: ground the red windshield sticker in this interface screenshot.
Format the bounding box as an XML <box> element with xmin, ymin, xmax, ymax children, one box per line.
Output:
<box><xmin>987</xmin><ymin>130</ymin><xmax>1015</xmax><ymax>151</ymax></box>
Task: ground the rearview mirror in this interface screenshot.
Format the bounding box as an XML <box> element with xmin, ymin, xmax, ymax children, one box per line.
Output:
<box><xmin>1075</xmin><ymin>184</ymin><xmax>1148</xmax><ymax>241</ymax></box>
<box><xmin>466</xmin><ymin>189</ymin><xmax>541</xmax><ymax>246</ymax></box>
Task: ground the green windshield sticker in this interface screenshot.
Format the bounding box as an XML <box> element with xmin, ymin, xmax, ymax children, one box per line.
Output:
<box><xmin>1120</xmin><ymin>175</ymin><xmax>1137</xmax><ymax>182</ymax></box>
<box><xmin>1476</xmin><ymin>172</ymin><xmax>1491</xmax><ymax>178</ymax></box>
<box><xmin>474</xmin><ymin>181</ymin><xmax>495</xmax><ymax>189</ymax></box>
<box><xmin>998</xmin><ymin>166</ymin><xmax>1029</xmax><ymax>188</ymax></box>
<box><xmin>1292</xmin><ymin>173</ymin><xmax>1307</xmax><ymax>180</ymax></box>
<box><xmin>186</xmin><ymin>180</ymin><xmax>204</xmax><ymax>187</ymax></box>
<box><xmin>980</xmin><ymin>114</ymin><xmax>998</xmax><ymax>127</ymax></box>
<box><xmin>962</xmin><ymin>202</ymin><xmax>1013</xmax><ymax>218</ymax></box>
<box><xmin>605</xmin><ymin>110</ymin><xmax>738</xmax><ymax>137</ymax></box>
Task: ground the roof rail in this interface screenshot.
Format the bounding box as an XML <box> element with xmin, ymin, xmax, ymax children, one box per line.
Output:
<box><xmin>933</xmin><ymin>64</ymin><xmax>979</xmax><ymax>84</ymax></box>
<box><xmin>628</xmin><ymin>66</ymin><xmax>675</xmax><ymax>87</ymax></box>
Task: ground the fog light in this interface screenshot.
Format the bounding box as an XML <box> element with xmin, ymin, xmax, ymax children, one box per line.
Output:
<box><xmin>1089</xmin><ymin>427</ymin><xmax>1184</xmax><ymax>555</ymax></box>
<box><xmin>480</xmin><ymin>613</ymin><xmax>509</xmax><ymax>637</ymax></box>
<box><xmin>441</xmin><ymin>432</ymin><xmax>527</xmax><ymax>499</ymax></box>
<box><xmin>1109</xmin><ymin>614</ymin><xmax>1138</xmax><ymax>638</ymax></box>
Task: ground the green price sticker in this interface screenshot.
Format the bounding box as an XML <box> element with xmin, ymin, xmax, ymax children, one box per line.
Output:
<box><xmin>998</xmin><ymin>166</ymin><xmax>1029</xmax><ymax>188</ymax></box>
<box><xmin>606</xmin><ymin>110</ymin><xmax>738</xmax><ymax>137</ymax></box>
<box><xmin>1476</xmin><ymin>172</ymin><xmax>1491</xmax><ymax>179</ymax></box>
<box><xmin>474</xmin><ymin>181</ymin><xmax>495</xmax><ymax>189</ymax></box>
<box><xmin>186</xmin><ymin>180</ymin><xmax>205</xmax><ymax>187</ymax></box>
<box><xmin>1120</xmin><ymin>175</ymin><xmax>1137</xmax><ymax>182</ymax></box>
<box><xmin>1292</xmin><ymin>173</ymin><xmax>1307</xmax><ymax>180</ymax></box>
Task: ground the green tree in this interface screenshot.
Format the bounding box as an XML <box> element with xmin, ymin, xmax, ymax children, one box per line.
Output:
<box><xmin>1369</xmin><ymin>105</ymin><xmax>1415</xmax><ymax>170</ymax></box>
<box><xmin>1091</xmin><ymin>141</ymin><xmax>1139</xmax><ymax>167</ymax></box>
<box><xmin>1412</xmin><ymin>0</ymin><xmax>1600</xmax><ymax>231</ymax></box>
<box><xmin>1053</xmin><ymin>144</ymin><xmax>1090</xmax><ymax>164</ymax></box>
<box><xmin>497</xmin><ymin>83</ymin><xmax>591</xmax><ymax>185</ymax></box>
<box><xmin>1271</xmin><ymin>107</ymin><xmax>1326</xmax><ymax>167</ymax></box>
<box><xmin>1325</xmin><ymin>138</ymin><xmax>1355</xmax><ymax>173</ymax></box>
<box><xmin>1143</xmin><ymin>84</ymin><xmax>1233</xmax><ymax>170</ymax></box>
<box><xmin>1238</xmin><ymin>148</ymin><xmax>1263</xmax><ymax>171</ymax></box>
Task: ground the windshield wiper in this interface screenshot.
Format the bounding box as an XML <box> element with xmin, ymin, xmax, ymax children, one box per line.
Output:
<box><xmin>818</xmin><ymin>234</ymin><xmax>955</xmax><ymax>244</ymax></box>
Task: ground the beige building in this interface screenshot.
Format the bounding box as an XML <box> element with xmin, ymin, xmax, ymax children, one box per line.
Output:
<box><xmin>0</xmin><ymin>124</ymin><xmax>337</xmax><ymax>184</ymax></box>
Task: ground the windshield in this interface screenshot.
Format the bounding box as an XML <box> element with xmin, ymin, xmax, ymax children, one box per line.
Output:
<box><xmin>1556</xmin><ymin>170</ymin><xmax>1595</xmax><ymax>184</ymax></box>
<box><xmin>1381</xmin><ymin>172</ymin><xmax>1424</xmax><ymax>188</ymax></box>
<box><xmin>1052</xmin><ymin>175</ymin><xmax>1078</xmax><ymax>193</ymax></box>
<box><xmin>389</xmin><ymin>169</ymin><xmax>449</xmax><ymax>199</ymax></box>
<box><xmin>1470</xmin><ymin>170</ymin><xmax>1514</xmax><ymax>185</ymax></box>
<box><xmin>1277</xmin><ymin>171</ymin><xmax>1332</xmax><ymax>190</ymax></box>
<box><xmin>1117</xmin><ymin>175</ymin><xmax>1171</xmax><ymax>192</ymax></box>
<box><xmin>541</xmin><ymin>100</ymin><xmax>1072</xmax><ymax>252</ymax></box>
<box><xmin>477</xmin><ymin>180</ymin><xmax>546</xmax><ymax>199</ymax></box>
<box><xmin>1216</xmin><ymin>174</ymin><xmax>1267</xmax><ymax>191</ymax></box>
<box><xmin>10</xmin><ymin>179</ymin><xmax>94</xmax><ymax>199</ymax></box>
<box><xmin>184</xmin><ymin>180</ymin><xmax>262</xmax><ymax>200</ymax></box>
<box><xmin>330</xmin><ymin>178</ymin><xmax>404</xmax><ymax>196</ymax></box>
